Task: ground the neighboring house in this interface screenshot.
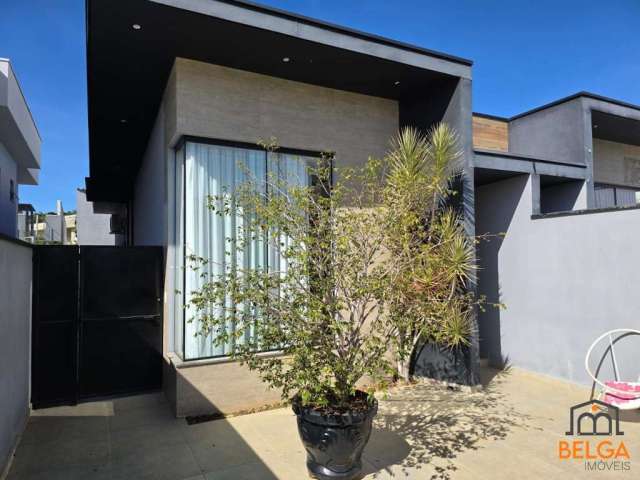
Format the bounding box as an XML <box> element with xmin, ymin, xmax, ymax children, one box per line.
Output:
<box><xmin>0</xmin><ymin>58</ymin><xmax>41</xmax><ymax>238</ymax></box>
<box><xmin>473</xmin><ymin>93</ymin><xmax>640</xmax><ymax>385</ymax></box>
<box><xmin>64</xmin><ymin>213</ymin><xmax>77</xmax><ymax>245</ymax></box>
<box><xmin>17</xmin><ymin>203</ymin><xmax>35</xmax><ymax>242</ymax></box>
<box><xmin>84</xmin><ymin>0</ymin><xmax>639</xmax><ymax>416</ymax></box>
<box><xmin>43</xmin><ymin>200</ymin><xmax>66</xmax><ymax>244</ymax></box>
<box><xmin>27</xmin><ymin>201</ymin><xmax>78</xmax><ymax>244</ymax></box>
<box><xmin>76</xmin><ymin>188</ymin><xmax>125</xmax><ymax>245</ymax></box>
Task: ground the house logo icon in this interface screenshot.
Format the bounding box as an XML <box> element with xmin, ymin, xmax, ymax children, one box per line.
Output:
<box><xmin>565</xmin><ymin>399</ymin><xmax>624</xmax><ymax>436</ymax></box>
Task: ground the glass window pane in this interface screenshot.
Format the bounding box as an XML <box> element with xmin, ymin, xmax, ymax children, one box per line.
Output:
<box><xmin>178</xmin><ymin>142</ymin><xmax>315</xmax><ymax>360</ymax></box>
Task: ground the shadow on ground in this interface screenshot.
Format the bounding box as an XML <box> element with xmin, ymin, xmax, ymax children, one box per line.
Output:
<box><xmin>363</xmin><ymin>368</ymin><xmax>531</xmax><ymax>480</ymax></box>
<box><xmin>7</xmin><ymin>392</ymin><xmax>279</xmax><ymax>480</ymax></box>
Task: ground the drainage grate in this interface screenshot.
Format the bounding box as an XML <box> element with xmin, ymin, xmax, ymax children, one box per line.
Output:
<box><xmin>185</xmin><ymin>412</ymin><xmax>225</xmax><ymax>425</ymax></box>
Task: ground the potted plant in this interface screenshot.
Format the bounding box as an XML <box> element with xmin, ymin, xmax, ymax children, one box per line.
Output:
<box><xmin>187</xmin><ymin>124</ymin><xmax>478</xmax><ymax>479</ymax></box>
<box><xmin>187</xmin><ymin>152</ymin><xmax>392</xmax><ymax>479</ymax></box>
<box><xmin>382</xmin><ymin>125</ymin><xmax>479</xmax><ymax>383</ymax></box>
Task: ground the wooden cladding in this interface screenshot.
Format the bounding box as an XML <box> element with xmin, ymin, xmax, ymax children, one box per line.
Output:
<box><xmin>473</xmin><ymin>115</ymin><xmax>509</xmax><ymax>152</ymax></box>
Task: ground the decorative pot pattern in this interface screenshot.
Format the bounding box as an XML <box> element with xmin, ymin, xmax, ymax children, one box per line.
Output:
<box><xmin>293</xmin><ymin>396</ymin><xmax>378</xmax><ymax>480</ymax></box>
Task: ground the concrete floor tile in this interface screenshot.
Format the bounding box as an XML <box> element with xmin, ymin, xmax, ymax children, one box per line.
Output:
<box><xmin>111</xmin><ymin>392</ymin><xmax>168</xmax><ymax>412</ymax></box>
<box><xmin>186</xmin><ymin>434</ymin><xmax>260</xmax><ymax>473</ymax></box>
<box><xmin>9</xmin><ymin>436</ymin><xmax>109</xmax><ymax>475</ymax></box>
<box><xmin>110</xmin><ymin>422</ymin><xmax>187</xmax><ymax>459</ymax></box>
<box><xmin>19</xmin><ymin>415</ymin><xmax>109</xmax><ymax>446</ymax></box>
<box><xmin>202</xmin><ymin>461</ymin><xmax>279</xmax><ymax>480</ymax></box>
<box><xmin>6</xmin><ymin>464</ymin><xmax>113</xmax><ymax>480</ymax></box>
<box><xmin>108</xmin><ymin>403</ymin><xmax>182</xmax><ymax>433</ymax></box>
<box><xmin>7</xmin><ymin>367</ymin><xmax>640</xmax><ymax>480</ymax></box>
<box><xmin>110</xmin><ymin>441</ymin><xmax>201</xmax><ymax>480</ymax></box>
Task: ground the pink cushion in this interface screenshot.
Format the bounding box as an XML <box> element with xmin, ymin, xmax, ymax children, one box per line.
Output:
<box><xmin>604</xmin><ymin>381</ymin><xmax>640</xmax><ymax>406</ymax></box>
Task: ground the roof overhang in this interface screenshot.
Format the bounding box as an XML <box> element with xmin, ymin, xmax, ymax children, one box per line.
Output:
<box><xmin>474</xmin><ymin>148</ymin><xmax>587</xmax><ymax>186</ymax></box>
<box><xmin>510</xmin><ymin>92</ymin><xmax>640</xmax><ymax>122</ymax></box>
<box><xmin>0</xmin><ymin>59</ymin><xmax>41</xmax><ymax>186</ymax></box>
<box><xmin>86</xmin><ymin>0</ymin><xmax>472</xmax><ymax>202</ymax></box>
<box><xmin>591</xmin><ymin>110</ymin><xmax>640</xmax><ymax>148</ymax></box>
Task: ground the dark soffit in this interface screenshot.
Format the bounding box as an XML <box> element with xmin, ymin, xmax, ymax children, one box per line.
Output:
<box><xmin>86</xmin><ymin>0</ymin><xmax>465</xmax><ymax>201</ymax></box>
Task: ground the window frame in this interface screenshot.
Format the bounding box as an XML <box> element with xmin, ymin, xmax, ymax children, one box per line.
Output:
<box><xmin>175</xmin><ymin>136</ymin><xmax>330</xmax><ymax>362</ymax></box>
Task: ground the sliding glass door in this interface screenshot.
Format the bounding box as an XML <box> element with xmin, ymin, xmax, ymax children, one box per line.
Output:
<box><xmin>175</xmin><ymin>140</ymin><xmax>315</xmax><ymax>360</ymax></box>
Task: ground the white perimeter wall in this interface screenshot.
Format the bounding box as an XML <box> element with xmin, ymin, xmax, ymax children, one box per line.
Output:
<box><xmin>477</xmin><ymin>174</ymin><xmax>640</xmax><ymax>385</ymax></box>
<box><xmin>0</xmin><ymin>237</ymin><xmax>31</xmax><ymax>474</ymax></box>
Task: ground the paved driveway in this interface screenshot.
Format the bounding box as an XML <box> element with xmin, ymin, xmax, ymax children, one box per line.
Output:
<box><xmin>6</xmin><ymin>367</ymin><xmax>640</xmax><ymax>479</ymax></box>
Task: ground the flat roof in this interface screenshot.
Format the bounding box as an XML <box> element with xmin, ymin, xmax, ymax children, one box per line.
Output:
<box><xmin>477</xmin><ymin>92</ymin><xmax>640</xmax><ymax>123</ymax></box>
<box><xmin>171</xmin><ymin>0</ymin><xmax>473</xmax><ymax>67</ymax></box>
<box><xmin>86</xmin><ymin>0</ymin><xmax>472</xmax><ymax>201</ymax></box>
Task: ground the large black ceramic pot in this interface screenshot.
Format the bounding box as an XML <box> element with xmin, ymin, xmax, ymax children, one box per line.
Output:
<box><xmin>292</xmin><ymin>391</ymin><xmax>378</xmax><ymax>480</ymax></box>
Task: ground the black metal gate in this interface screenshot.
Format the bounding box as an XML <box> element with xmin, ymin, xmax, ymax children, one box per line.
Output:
<box><xmin>32</xmin><ymin>246</ymin><xmax>163</xmax><ymax>408</ymax></box>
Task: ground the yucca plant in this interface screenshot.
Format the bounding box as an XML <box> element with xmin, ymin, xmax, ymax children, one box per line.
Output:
<box><xmin>383</xmin><ymin>124</ymin><xmax>477</xmax><ymax>381</ymax></box>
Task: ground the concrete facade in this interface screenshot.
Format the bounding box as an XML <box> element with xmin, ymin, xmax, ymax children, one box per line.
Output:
<box><xmin>476</xmin><ymin>174</ymin><xmax>640</xmax><ymax>385</ymax></box>
<box><xmin>146</xmin><ymin>58</ymin><xmax>405</xmax><ymax>416</ymax></box>
<box><xmin>90</xmin><ymin>0</ymin><xmax>640</xmax><ymax>415</ymax></box>
<box><xmin>593</xmin><ymin>138</ymin><xmax>640</xmax><ymax>188</ymax></box>
<box><xmin>509</xmin><ymin>99</ymin><xmax>587</xmax><ymax>167</ymax></box>
<box><xmin>0</xmin><ymin>236</ymin><xmax>32</xmax><ymax>475</ymax></box>
<box><xmin>128</xmin><ymin>49</ymin><xmax>476</xmax><ymax>414</ymax></box>
<box><xmin>170</xmin><ymin>58</ymin><xmax>400</xmax><ymax>168</ymax></box>
<box><xmin>76</xmin><ymin>190</ymin><xmax>125</xmax><ymax>246</ymax></box>
<box><xmin>133</xmin><ymin>105</ymin><xmax>167</xmax><ymax>247</ymax></box>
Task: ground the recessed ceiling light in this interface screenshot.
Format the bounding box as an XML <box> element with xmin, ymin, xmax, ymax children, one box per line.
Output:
<box><xmin>282</xmin><ymin>57</ymin><xmax>290</xmax><ymax>63</ymax></box>
<box><xmin>120</xmin><ymin>119</ymin><xmax>127</xmax><ymax>123</ymax></box>
<box><xmin>394</xmin><ymin>81</ymin><xmax>401</xmax><ymax>86</ymax></box>
<box><xmin>132</xmin><ymin>24</ymin><xmax>142</xmax><ymax>30</ymax></box>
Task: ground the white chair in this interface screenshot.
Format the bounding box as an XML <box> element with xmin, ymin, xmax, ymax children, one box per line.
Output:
<box><xmin>585</xmin><ymin>329</ymin><xmax>640</xmax><ymax>410</ymax></box>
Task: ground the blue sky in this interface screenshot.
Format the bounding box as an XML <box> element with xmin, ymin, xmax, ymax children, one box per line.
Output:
<box><xmin>4</xmin><ymin>0</ymin><xmax>639</xmax><ymax>211</ymax></box>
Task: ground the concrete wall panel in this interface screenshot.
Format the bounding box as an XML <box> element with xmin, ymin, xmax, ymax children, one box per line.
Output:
<box><xmin>593</xmin><ymin>138</ymin><xmax>640</xmax><ymax>188</ymax></box>
<box><xmin>173</xmin><ymin>59</ymin><xmax>399</xmax><ymax>169</ymax></box>
<box><xmin>476</xmin><ymin>174</ymin><xmax>640</xmax><ymax>385</ymax></box>
<box><xmin>133</xmin><ymin>104</ymin><xmax>167</xmax><ymax>246</ymax></box>
<box><xmin>0</xmin><ymin>237</ymin><xmax>31</xmax><ymax>474</ymax></box>
<box><xmin>509</xmin><ymin>99</ymin><xmax>586</xmax><ymax>166</ymax></box>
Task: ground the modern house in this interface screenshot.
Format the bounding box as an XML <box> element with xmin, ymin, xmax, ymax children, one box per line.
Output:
<box><xmin>86</xmin><ymin>0</ymin><xmax>473</xmax><ymax>416</ymax></box>
<box><xmin>473</xmin><ymin>93</ymin><xmax>640</xmax><ymax>385</ymax></box>
<box><xmin>0</xmin><ymin>58</ymin><xmax>41</xmax><ymax>238</ymax></box>
<box><xmin>17</xmin><ymin>203</ymin><xmax>35</xmax><ymax>242</ymax></box>
<box><xmin>84</xmin><ymin>0</ymin><xmax>639</xmax><ymax>417</ymax></box>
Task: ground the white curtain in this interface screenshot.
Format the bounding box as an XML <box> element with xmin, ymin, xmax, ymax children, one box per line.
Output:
<box><xmin>267</xmin><ymin>152</ymin><xmax>310</xmax><ymax>284</ymax></box>
<box><xmin>180</xmin><ymin>143</ymin><xmax>311</xmax><ymax>360</ymax></box>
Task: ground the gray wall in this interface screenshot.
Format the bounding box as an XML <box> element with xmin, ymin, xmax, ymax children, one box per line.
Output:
<box><xmin>476</xmin><ymin>174</ymin><xmax>640</xmax><ymax>385</ymax></box>
<box><xmin>509</xmin><ymin>99</ymin><xmax>586</xmax><ymax>167</ymax></box>
<box><xmin>76</xmin><ymin>190</ymin><xmax>124</xmax><ymax>245</ymax></box>
<box><xmin>133</xmin><ymin>104</ymin><xmax>166</xmax><ymax>246</ymax></box>
<box><xmin>0</xmin><ymin>142</ymin><xmax>18</xmax><ymax>237</ymax></box>
<box><xmin>593</xmin><ymin>138</ymin><xmax>640</xmax><ymax>188</ymax></box>
<box><xmin>540</xmin><ymin>180</ymin><xmax>587</xmax><ymax>214</ymax></box>
<box><xmin>169</xmin><ymin>58</ymin><xmax>399</xmax><ymax>168</ymax></box>
<box><xmin>0</xmin><ymin>236</ymin><xmax>32</xmax><ymax>474</ymax></box>
<box><xmin>144</xmin><ymin>57</ymin><xmax>402</xmax><ymax>349</ymax></box>
<box><xmin>136</xmin><ymin>57</ymin><xmax>404</xmax><ymax>413</ymax></box>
